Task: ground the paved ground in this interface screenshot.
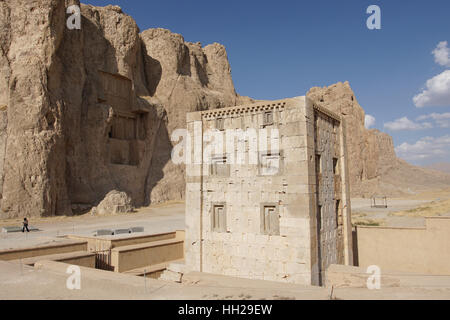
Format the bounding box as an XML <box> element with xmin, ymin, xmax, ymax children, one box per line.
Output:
<box><xmin>0</xmin><ymin>203</ymin><xmax>185</xmax><ymax>250</ymax></box>
<box><xmin>1</xmin><ymin>260</ymin><xmax>449</xmax><ymax>300</ymax></box>
<box><xmin>2</xmin><ymin>194</ymin><xmax>449</xmax><ymax>250</ymax></box>
<box><xmin>1</xmin><ymin>194</ymin><xmax>450</xmax><ymax>300</ymax></box>
<box><xmin>0</xmin><ymin>260</ymin><xmax>331</xmax><ymax>300</ymax></box>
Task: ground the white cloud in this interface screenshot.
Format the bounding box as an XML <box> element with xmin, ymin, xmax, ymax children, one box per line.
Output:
<box><xmin>417</xmin><ymin>112</ymin><xmax>450</xmax><ymax>128</ymax></box>
<box><xmin>413</xmin><ymin>70</ymin><xmax>450</xmax><ymax>107</ymax></box>
<box><xmin>384</xmin><ymin>117</ymin><xmax>433</xmax><ymax>131</ymax></box>
<box><xmin>395</xmin><ymin>135</ymin><xmax>450</xmax><ymax>162</ymax></box>
<box><xmin>365</xmin><ymin>115</ymin><xmax>376</xmax><ymax>129</ymax></box>
<box><xmin>433</xmin><ymin>41</ymin><xmax>450</xmax><ymax>67</ymax></box>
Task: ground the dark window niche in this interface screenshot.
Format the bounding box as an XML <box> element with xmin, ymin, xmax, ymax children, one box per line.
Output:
<box><xmin>212</xmin><ymin>203</ymin><xmax>227</xmax><ymax>233</ymax></box>
<box><xmin>261</xmin><ymin>204</ymin><xmax>280</xmax><ymax>236</ymax></box>
<box><xmin>263</xmin><ymin>111</ymin><xmax>274</xmax><ymax>127</ymax></box>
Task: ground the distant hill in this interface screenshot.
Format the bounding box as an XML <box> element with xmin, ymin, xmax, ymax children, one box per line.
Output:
<box><xmin>425</xmin><ymin>163</ymin><xmax>450</xmax><ymax>174</ymax></box>
<box><xmin>308</xmin><ymin>82</ymin><xmax>450</xmax><ymax>197</ymax></box>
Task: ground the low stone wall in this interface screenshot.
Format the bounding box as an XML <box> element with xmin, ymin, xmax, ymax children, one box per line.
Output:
<box><xmin>18</xmin><ymin>251</ymin><xmax>95</xmax><ymax>268</ymax></box>
<box><xmin>56</xmin><ymin>253</ymin><xmax>95</xmax><ymax>268</ymax></box>
<box><xmin>33</xmin><ymin>260</ymin><xmax>163</xmax><ymax>287</ymax></box>
<box><xmin>67</xmin><ymin>230</ymin><xmax>184</xmax><ymax>252</ymax></box>
<box><xmin>0</xmin><ymin>240</ymin><xmax>88</xmax><ymax>261</ymax></box>
<box><xmin>111</xmin><ymin>236</ymin><xmax>184</xmax><ymax>273</ymax></box>
<box><xmin>356</xmin><ymin>217</ymin><xmax>450</xmax><ymax>275</ymax></box>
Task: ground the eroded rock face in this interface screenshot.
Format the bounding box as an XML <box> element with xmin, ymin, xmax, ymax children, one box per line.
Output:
<box><xmin>307</xmin><ymin>82</ymin><xmax>450</xmax><ymax>197</ymax></box>
<box><xmin>1</xmin><ymin>1</ymin><xmax>448</xmax><ymax>217</ymax></box>
<box><xmin>140</xmin><ymin>28</ymin><xmax>252</xmax><ymax>204</ymax></box>
<box><xmin>0</xmin><ymin>0</ymin><xmax>69</xmax><ymax>218</ymax></box>
<box><xmin>0</xmin><ymin>0</ymin><xmax>250</xmax><ymax>218</ymax></box>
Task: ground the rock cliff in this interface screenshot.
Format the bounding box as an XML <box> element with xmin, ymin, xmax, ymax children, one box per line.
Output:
<box><xmin>0</xmin><ymin>0</ymin><xmax>250</xmax><ymax>218</ymax></box>
<box><xmin>307</xmin><ymin>82</ymin><xmax>450</xmax><ymax>197</ymax></box>
<box><xmin>1</xmin><ymin>1</ymin><xmax>448</xmax><ymax>218</ymax></box>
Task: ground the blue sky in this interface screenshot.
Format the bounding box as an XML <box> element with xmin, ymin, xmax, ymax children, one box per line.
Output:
<box><xmin>83</xmin><ymin>0</ymin><xmax>450</xmax><ymax>166</ymax></box>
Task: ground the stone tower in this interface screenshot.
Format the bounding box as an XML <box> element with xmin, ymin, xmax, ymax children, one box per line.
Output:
<box><xmin>184</xmin><ymin>96</ymin><xmax>353</xmax><ymax>286</ymax></box>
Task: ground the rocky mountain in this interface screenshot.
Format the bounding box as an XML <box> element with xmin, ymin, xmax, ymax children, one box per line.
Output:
<box><xmin>425</xmin><ymin>163</ymin><xmax>450</xmax><ymax>175</ymax></box>
<box><xmin>307</xmin><ymin>82</ymin><xmax>450</xmax><ymax>197</ymax></box>
<box><xmin>1</xmin><ymin>1</ymin><xmax>449</xmax><ymax>218</ymax></box>
<box><xmin>0</xmin><ymin>0</ymin><xmax>250</xmax><ymax>218</ymax></box>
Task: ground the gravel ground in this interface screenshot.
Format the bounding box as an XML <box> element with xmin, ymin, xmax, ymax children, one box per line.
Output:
<box><xmin>0</xmin><ymin>203</ymin><xmax>185</xmax><ymax>250</ymax></box>
<box><xmin>351</xmin><ymin>198</ymin><xmax>450</xmax><ymax>228</ymax></box>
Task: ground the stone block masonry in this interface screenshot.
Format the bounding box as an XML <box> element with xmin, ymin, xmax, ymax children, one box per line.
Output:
<box><xmin>185</xmin><ymin>96</ymin><xmax>353</xmax><ymax>286</ymax></box>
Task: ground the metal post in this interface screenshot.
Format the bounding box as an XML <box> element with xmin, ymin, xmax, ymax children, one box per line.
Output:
<box><xmin>144</xmin><ymin>269</ymin><xmax>147</xmax><ymax>294</ymax></box>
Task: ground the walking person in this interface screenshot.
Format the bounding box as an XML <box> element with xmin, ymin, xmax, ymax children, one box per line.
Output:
<box><xmin>22</xmin><ymin>217</ymin><xmax>29</xmax><ymax>233</ymax></box>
